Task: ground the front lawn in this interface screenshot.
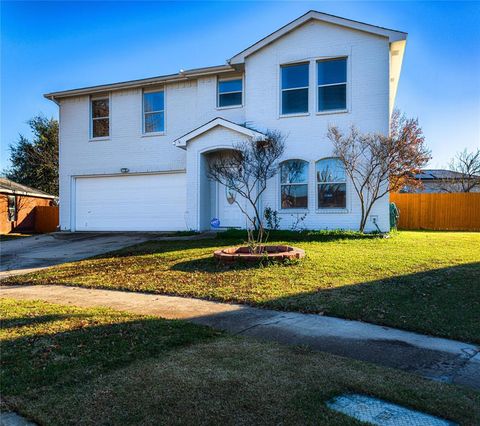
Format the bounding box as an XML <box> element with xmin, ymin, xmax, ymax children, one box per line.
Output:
<box><xmin>0</xmin><ymin>233</ymin><xmax>32</xmax><ymax>241</ymax></box>
<box><xmin>1</xmin><ymin>299</ymin><xmax>479</xmax><ymax>425</ymax></box>
<box><xmin>4</xmin><ymin>231</ymin><xmax>480</xmax><ymax>342</ymax></box>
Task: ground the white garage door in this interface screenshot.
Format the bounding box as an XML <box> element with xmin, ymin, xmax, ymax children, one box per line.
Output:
<box><xmin>75</xmin><ymin>173</ymin><xmax>187</xmax><ymax>231</ymax></box>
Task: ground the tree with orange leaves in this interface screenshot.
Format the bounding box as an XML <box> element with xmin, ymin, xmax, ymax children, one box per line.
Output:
<box><xmin>327</xmin><ymin>109</ymin><xmax>430</xmax><ymax>232</ymax></box>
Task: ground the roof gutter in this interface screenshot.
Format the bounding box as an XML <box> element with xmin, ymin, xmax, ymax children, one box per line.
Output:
<box><xmin>44</xmin><ymin>64</ymin><xmax>241</xmax><ymax>102</ymax></box>
<box><xmin>0</xmin><ymin>188</ymin><xmax>57</xmax><ymax>199</ymax></box>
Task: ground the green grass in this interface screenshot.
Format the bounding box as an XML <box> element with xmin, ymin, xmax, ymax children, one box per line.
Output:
<box><xmin>5</xmin><ymin>231</ymin><xmax>480</xmax><ymax>342</ymax></box>
<box><xmin>0</xmin><ymin>233</ymin><xmax>32</xmax><ymax>241</ymax></box>
<box><xmin>1</xmin><ymin>299</ymin><xmax>479</xmax><ymax>425</ymax></box>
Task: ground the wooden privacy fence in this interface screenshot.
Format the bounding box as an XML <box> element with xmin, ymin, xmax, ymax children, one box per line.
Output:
<box><xmin>34</xmin><ymin>206</ymin><xmax>59</xmax><ymax>233</ymax></box>
<box><xmin>390</xmin><ymin>193</ymin><xmax>480</xmax><ymax>231</ymax></box>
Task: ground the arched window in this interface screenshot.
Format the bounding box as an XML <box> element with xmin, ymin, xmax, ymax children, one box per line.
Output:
<box><xmin>316</xmin><ymin>158</ymin><xmax>346</xmax><ymax>209</ymax></box>
<box><xmin>280</xmin><ymin>160</ymin><xmax>309</xmax><ymax>209</ymax></box>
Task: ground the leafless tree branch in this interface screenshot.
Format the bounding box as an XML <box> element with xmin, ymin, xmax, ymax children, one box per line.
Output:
<box><xmin>328</xmin><ymin>109</ymin><xmax>431</xmax><ymax>232</ymax></box>
<box><xmin>440</xmin><ymin>149</ymin><xmax>480</xmax><ymax>192</ymax></box>
<box><xmin>207</xmin><ymin>130</ymin><xmax>285</xmax><ymax>250</ymax></box>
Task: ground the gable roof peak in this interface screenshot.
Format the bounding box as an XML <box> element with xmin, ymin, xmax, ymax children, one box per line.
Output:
<box><xmin>229</xmin><ymin>10</ymin><xmax>407</xmax><ymax>64</ymax></box>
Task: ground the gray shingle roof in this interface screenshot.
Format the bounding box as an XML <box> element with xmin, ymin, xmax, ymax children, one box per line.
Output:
<box><xmin>415</xmin><ymin>169</ymin><xmax>471</xmax><ymax>180</ymax></box>
<box><xmin>0</xmin><ymin>177</ymin><xmax>56</xmax><ymax>199</ymax></box>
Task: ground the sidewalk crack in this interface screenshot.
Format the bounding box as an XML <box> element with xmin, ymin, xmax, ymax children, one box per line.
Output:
<box><xmin>233</xmin><ymin>316</ymin><xmax>290</xmax><ymax>336</ymax></box>
<box><xmin>448</xmin><ymin>348</ymin><xmax>480</xmax><ymax>384</ymax></box>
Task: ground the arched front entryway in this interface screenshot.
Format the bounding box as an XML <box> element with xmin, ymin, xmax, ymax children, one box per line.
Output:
<box><xmin>199</xmin><ymin>148</ymin><xmax>247</xmax><ymax>230</ymax></box>
<box><xmin>173</xmin><ymin>118</ymin><xmax>265</xmax><ymax>231</ymax></box>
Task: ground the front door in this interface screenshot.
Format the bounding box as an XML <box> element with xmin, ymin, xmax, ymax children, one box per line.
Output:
<box><xmin>216</xmin><ymin>182</ymin><xmax>245</xmax><ymax>228</ymax></box>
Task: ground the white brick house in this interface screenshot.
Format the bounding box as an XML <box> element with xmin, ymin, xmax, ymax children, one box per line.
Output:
<box><xmin>45</xmin><ymin>11</ymin><xmax>407</xmax><ymax>232</ymax></box>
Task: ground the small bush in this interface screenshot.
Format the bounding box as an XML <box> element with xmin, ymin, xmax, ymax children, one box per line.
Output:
<box><xmin>217</xmin><ymin>229</ymin><xmax>384</xmax><ymax>243</ymax></box>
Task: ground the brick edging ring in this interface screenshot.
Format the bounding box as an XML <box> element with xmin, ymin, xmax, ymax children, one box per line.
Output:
<box><xmin>214</xmin><ymin>245</ymin><xmax>305</xmax><ymax>263</ymax></box>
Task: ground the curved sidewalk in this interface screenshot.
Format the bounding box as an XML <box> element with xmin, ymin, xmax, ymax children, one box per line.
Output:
<box><xmin>1</xmin><ymin>284</ymin><xmax>479</xmax><ymax>391</ymax></box>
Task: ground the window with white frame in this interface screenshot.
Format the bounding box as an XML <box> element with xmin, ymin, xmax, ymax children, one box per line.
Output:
<box><xmin>281</xmin><ymin>63</ymin><xmax>309</xmax><ymax>115</ymax></box>
<box><xmin>91</xmin><ymin>96</ymin><xmax>110</xmax><ymax>138</ymax></box>
<box><xmin>280</xmin><ymin>160</ymin><xmax>309</xmax><ymax>209</ymax></box>
<box><xmin>316</xmin><ymin>158</ymin><xmax>346</xmax><ymax>209</ymax></box>
<box><xmin>317</xmin><ymin>58</ymin><xmax>347</xmax><ymax>112</ymax></box>
<box><xmin>143</xmin><ymin>90</ymin><xmax>165</xmax><ymax>133</ymax></box>
<box><xmin>217</xmin><ymin>78</ymin><xmax>243</xmax><ymax>107</ymax></box>
<box><xmin>7</xmin><ymin>195</ymin><xmax>17</xmax><ymax>222</ymax></box>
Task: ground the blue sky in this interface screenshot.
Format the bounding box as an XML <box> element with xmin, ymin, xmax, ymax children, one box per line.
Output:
<box><xmin>1</xmin><ymin>1</ymin><xmax>479</xmax><ymax>170</ymax></box>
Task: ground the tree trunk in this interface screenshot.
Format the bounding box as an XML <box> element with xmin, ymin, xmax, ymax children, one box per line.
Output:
<box><xmin>359</xmin><ymin>217</ymin><xmax>366</xmax><ymax>233</ymax></box>
<box><xmin>359</xmin><ymin>199</ymin><xmax>366</xmax><ymax>233</ymax></box>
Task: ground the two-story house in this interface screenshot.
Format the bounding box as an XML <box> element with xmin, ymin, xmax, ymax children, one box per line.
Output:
<box><xmin>45</xmin><ymin>11</ymin><xmax>407</xmax><ymax>232</ymax></box>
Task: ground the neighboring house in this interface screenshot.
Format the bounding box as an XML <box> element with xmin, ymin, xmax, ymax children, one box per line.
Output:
<box><xmin>0</xmin><ymin>178</ymin><xmax>56</xmax><ymax>234</ymax></box>
<box><xmin>402</xmin><ymin>169</ymin><xmax>480</xmax><ymax>193</ymax></box>
<box><xmin>45</xmin><ymin>10</ymin><xmax>407</xmax><ymax>232</ymax></box>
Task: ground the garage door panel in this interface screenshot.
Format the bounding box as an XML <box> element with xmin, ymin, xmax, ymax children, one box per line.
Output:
<box><xmin>75</xmin><ymin>174</ymin><xmax>187</xmax><ymax>231</ymax></box>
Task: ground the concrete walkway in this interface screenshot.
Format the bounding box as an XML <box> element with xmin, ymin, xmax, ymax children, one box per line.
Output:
<box><xmin>1</xmin><ymin>284</ymin><xmax>479</xmax><ymax>391</ymax></box>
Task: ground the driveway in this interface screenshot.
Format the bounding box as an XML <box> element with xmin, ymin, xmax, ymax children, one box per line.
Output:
<box><xmin>0</xmin><ymin>232</ymin><xmax>157</xmax><ymax>279</ymax></box>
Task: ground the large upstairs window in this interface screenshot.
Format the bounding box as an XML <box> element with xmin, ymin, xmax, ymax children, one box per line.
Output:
<box><xmin>317</xmin><ymin>58</ymin><xmax>347</xmax><ymax>112</ymax></box>
<box><xmin>281</xmin><ymin>63</ymin><xmax>309</xmax><ymax>115</ymax></box>
<box><xmin>143</xmin><ymin>90</ymin><xmax>165</xmax><ymax>133</ymax></box>
<box><xmin>90</xmin><ymin>96</ymin><xmax>110</xmax><ymax>138</ymax></box>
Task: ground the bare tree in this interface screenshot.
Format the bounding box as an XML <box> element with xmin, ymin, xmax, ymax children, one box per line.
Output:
<box><xmin>440</xmin><ymin>149</ymin><xmax>480</xmax><ymax>192</ymax></box>
<box><xmin>207</xmin><ymin>130</ymin><xmax>285</xmax><ymax>250</ymax></box>
<box><xmin>328</xmin><ymin>109</ymin><xmax>431</xmax><ymax>232</ymax></box>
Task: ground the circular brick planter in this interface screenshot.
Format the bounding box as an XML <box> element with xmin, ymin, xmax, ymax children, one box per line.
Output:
<box><xmin>214</xmin><ymin>245</ymin><xmax>305</xmax><ymax>263</ymax></box>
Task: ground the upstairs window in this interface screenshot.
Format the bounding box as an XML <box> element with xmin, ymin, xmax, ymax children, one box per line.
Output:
<box><xmin>316</xmin><ymin>158</ymin><xmax>346</xmax><ymax>209</ymax></box>
<box><xmin>317</xmin><ymin>58</ymin><xmax>347</xmax><ymax>112</ymax></box>
<box><xmin>281</xmin><ymin>63</ymin><xmax>309</xmax><ymax>115</ymax></box>
<box><xmin>218</xmin><ymin>78</ymin><xmax>243</xmax><ymax>107</ymax></box>
<box><xmin>91</xmin><ymin>96</ymin><xmax>110</xmax><ymax>138</ymax></box>
<box><xmin>143</xmin><ymin>90</ymin><xmax>165</xmax><ymax>133</ymax></box>
<box><xmin>280</xmin><ymin>160</ymin><xmax>309</xmax><ymax>209</ymax></box>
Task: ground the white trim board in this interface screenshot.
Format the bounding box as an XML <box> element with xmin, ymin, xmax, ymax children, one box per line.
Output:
<box><xmin>174</xmin><ymin>117</ymin><xmax>264</xmax><ymax>149</ymax></box>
